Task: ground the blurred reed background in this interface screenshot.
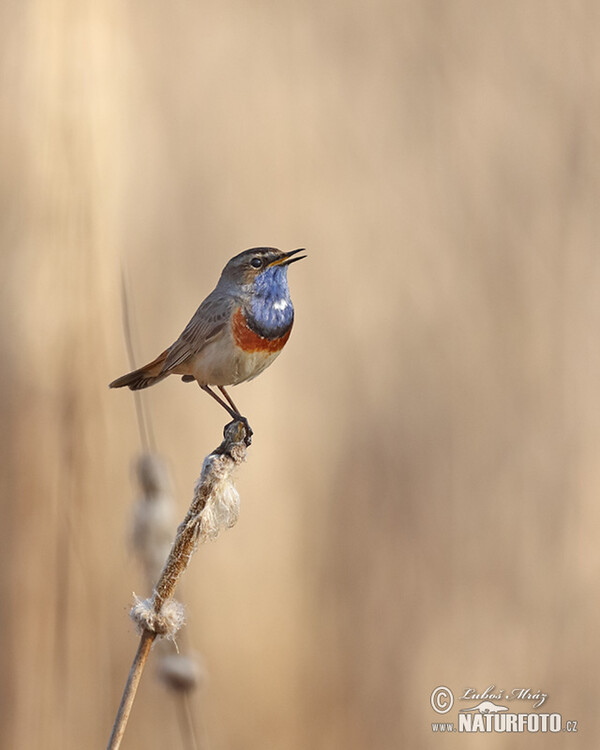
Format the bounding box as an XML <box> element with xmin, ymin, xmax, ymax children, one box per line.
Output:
<box><xmin>1</xmin><ymin>1</ymin><xmax>599</xmax><ymax>748</ymax></box>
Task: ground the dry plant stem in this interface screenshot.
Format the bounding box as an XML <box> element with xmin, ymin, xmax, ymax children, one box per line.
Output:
<box><xmin>107</xmin><ymin>420</ymin><xmax>249</xmax><ymax>750</ymax></box>
<box><xmin>107</xmin><ymin>629</ymin><xmax>156</xmax><ymax>750</ymax></box>
<box><xmin>152</xmin><ymin>421</ymin><xmax>247</xmax><ymax>612</ymax></box>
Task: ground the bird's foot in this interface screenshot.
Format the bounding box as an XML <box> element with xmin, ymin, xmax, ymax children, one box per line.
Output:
<box><xmin>224</xmin><ymin>415</ymin><xmax>253</xmax><ymax>446</ymax></box>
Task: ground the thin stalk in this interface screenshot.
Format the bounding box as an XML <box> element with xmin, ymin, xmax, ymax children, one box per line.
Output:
<box><xmin>107</xmin><ymin>629</ymin><xmax>156</xmax><ymax>750</ymax></box>
<box><xmin>106</xmin><ymin>419</ymin><xmax>248</xmax><ymax>749</ymax></box>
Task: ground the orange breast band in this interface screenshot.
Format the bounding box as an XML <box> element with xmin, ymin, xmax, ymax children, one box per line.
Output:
<box><xmin>232</xmin><ymin>307</ymin><xmax>292</xmax><ymax>353</ymax></box>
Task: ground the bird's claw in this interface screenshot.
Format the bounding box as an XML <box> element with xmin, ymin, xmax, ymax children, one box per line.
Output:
<box><xmin>224</xmin><ymin>416</ymin><xmax>253</xmax><ymax>446</ymax></box>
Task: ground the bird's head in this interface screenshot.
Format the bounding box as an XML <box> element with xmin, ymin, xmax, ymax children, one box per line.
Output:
<box><xmin>220</xmin><ymin>247</ymin><xmax>306</xmax><ymax>289</ymax></box>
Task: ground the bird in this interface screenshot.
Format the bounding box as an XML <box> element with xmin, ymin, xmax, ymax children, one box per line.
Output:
<box><xmin>109</xmin><ymin>247</ymin><xmax>306</xmax><ymax>436</ymax></box>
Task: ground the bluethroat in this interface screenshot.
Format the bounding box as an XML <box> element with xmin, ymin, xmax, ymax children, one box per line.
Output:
<box><xmin>110</xmin><ymin>247</ymin><xmax>306</xmax><ymax>436</ymax></box>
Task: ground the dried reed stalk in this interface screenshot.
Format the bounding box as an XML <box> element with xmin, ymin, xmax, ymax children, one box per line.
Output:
<box><xmin>107</xmin><ymin>420</ymin><xmax>249</xmax><ymax>750</ymax></box>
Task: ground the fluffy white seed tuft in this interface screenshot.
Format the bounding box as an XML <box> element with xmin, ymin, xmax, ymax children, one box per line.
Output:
<box><xmin>130</xmin><ymin>595</ymin><xmax>185</xmax><ymax>639</ymax></box>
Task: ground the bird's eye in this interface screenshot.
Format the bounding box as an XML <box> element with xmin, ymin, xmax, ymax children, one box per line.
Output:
<box><xmin>250</xmin><ymin>257</ymin><xmax>263</xmax><ymax>269</ymax></box>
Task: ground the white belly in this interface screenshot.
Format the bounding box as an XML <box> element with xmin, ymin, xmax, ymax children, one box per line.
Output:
<box><xmin>185</xmin><ymin>336</ymin><xmax>283</xmax><ymax>386</ymax></box>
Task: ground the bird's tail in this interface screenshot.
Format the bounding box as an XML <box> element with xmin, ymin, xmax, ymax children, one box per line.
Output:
<box><xmin>109</xmin><ymin>349</ymin><xmax>169</xmax><ymax>391</ymax></box>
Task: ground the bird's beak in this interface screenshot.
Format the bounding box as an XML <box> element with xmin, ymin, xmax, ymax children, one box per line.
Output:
<box><xmin>269</xmin><ymin>248</ymin><xmax>307</xmax><ymax>267</ymax></box>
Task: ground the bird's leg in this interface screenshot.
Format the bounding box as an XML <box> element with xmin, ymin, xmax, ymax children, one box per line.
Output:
<box><xmin>200</xmin><ymin>385</ymin><xmax>253</xmax><ymax>444</ymax></box>
<box><xmin>199</xmin><ymin>385</ymin><xmax>239</xmax><ymax>419</ymax></box>
<box><xmin>217</xmin><ymin>386</ymin><xmax>253</xmax><ymax>441</ymax></box>
<box><xmin>218</xmin><ymin>386</ymin><xmax>241</xmax><ymax>416</ymax></box>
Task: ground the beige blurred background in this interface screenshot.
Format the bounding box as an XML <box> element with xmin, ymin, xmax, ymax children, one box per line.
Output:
<box><xmin>1</xmin><ymin>1</ymin><xmax>599</xmax><ymax>748</ymax></box>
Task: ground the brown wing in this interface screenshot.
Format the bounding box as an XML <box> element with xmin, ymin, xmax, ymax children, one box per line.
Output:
<box><xmin>162</xmin><ymin>292</ymin><xmax>234</xmax><ymax>373</ymax></box>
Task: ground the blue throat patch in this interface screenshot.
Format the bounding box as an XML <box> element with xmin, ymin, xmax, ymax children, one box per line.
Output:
<box><xmin>247</xmin><ymin>265</ymin><xmax>295</xmax><ymax>339</ymax></box>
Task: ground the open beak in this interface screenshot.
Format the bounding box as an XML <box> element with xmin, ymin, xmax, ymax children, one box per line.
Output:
<box><xmin>269</xmin><ymin>248</ymin><xmax>307</xmax><ymax>267</ymax></box>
